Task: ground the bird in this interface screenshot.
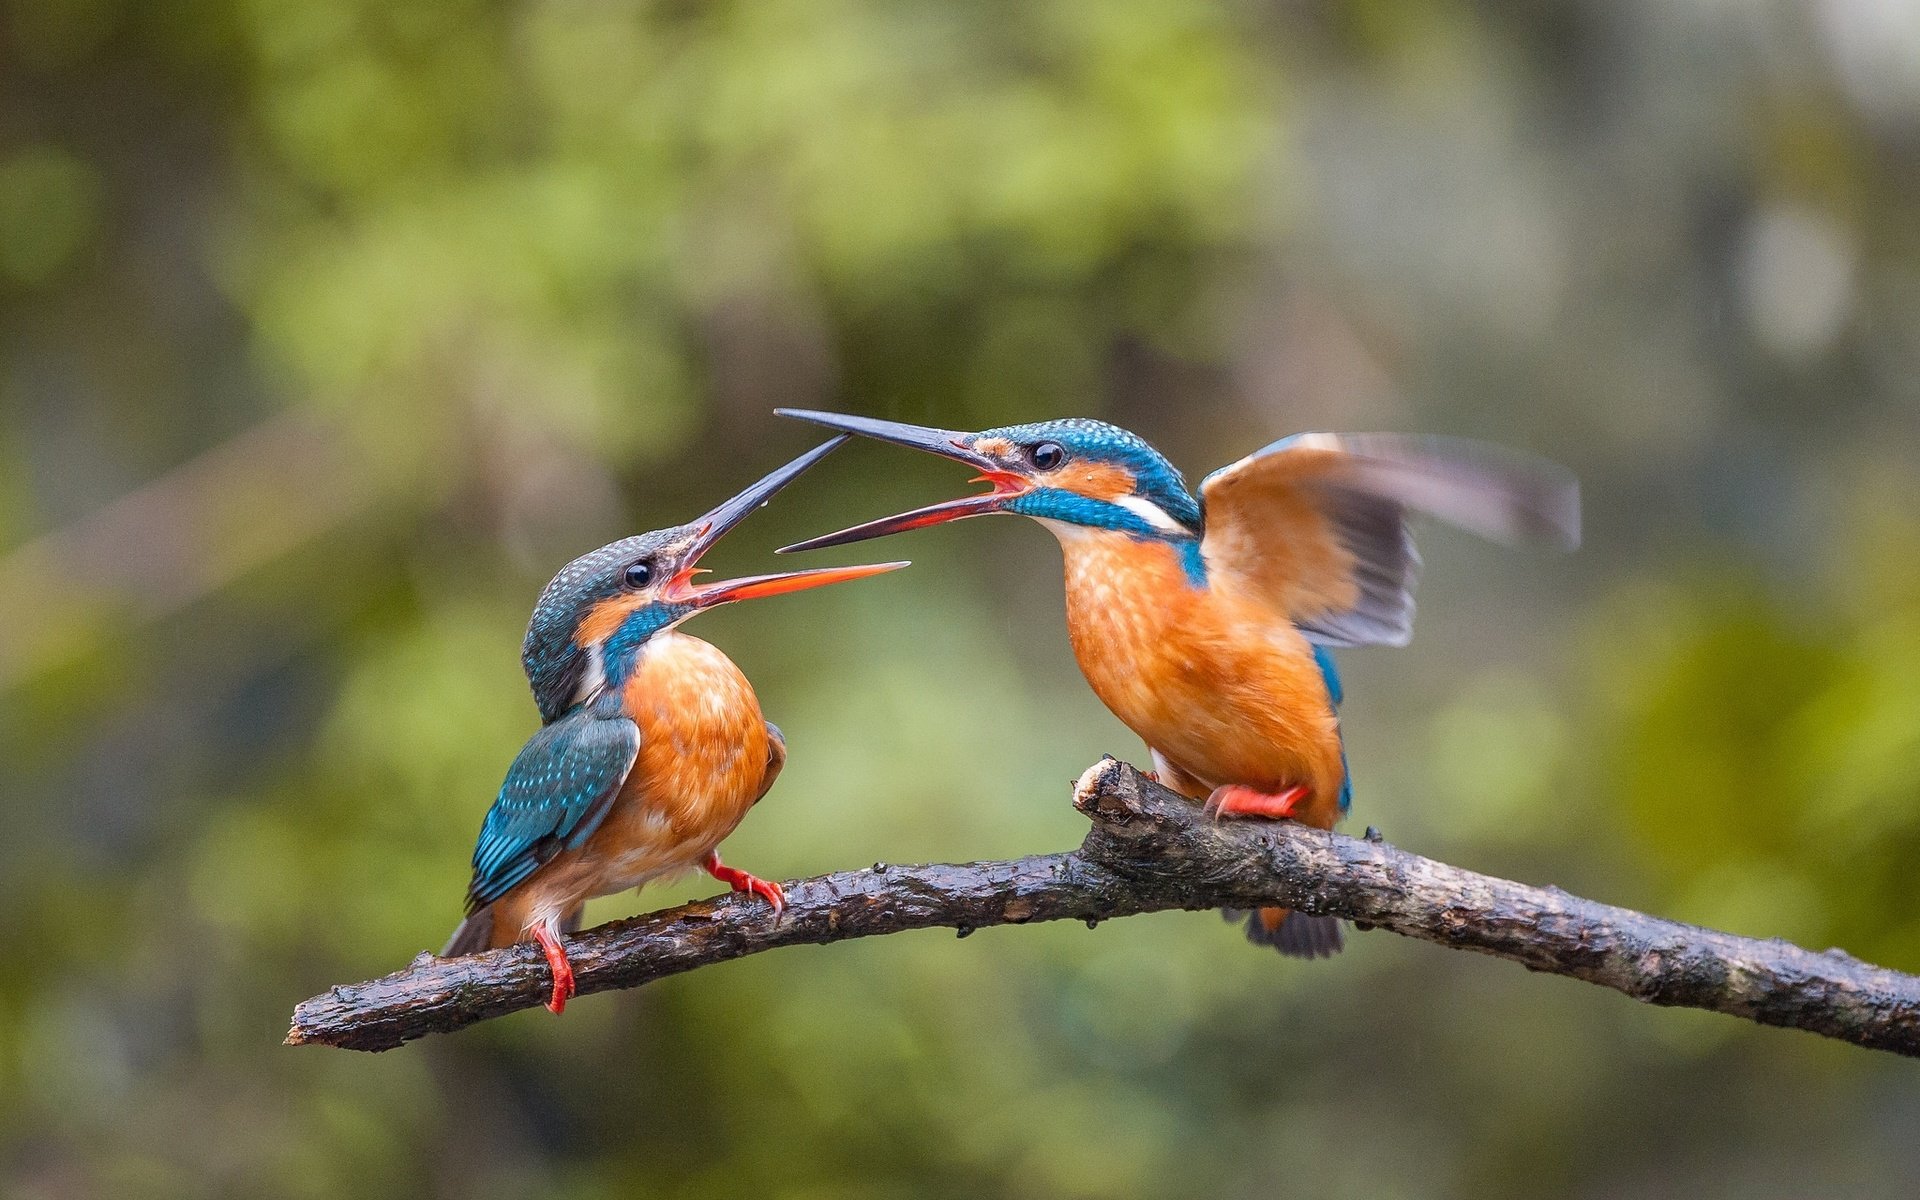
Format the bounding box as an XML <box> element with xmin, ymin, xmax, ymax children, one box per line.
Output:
<box><xmin>775</xmin><ymin>410</ymin><xmax>1577</xmax><ymax>958</ymax></box>
<box><xmin>443</xmin><ymin>436</ymin><xmax>907</xmax><ymax>1013</ymax></box>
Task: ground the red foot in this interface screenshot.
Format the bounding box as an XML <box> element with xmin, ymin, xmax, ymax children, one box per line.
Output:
<box><xmin>1206</xmin><ymin>783</ymin><xmax>1309</xmax><ymax>821</ymax></box>
<box><xmin>532</xmin><ymin>921</ymin><xmax>575</xmax><ymax>1015</ymax></box>
<box><xmin>704</xmin><ymin>851</ymin><xmax>786</xmax><ymax>921</ymax></box>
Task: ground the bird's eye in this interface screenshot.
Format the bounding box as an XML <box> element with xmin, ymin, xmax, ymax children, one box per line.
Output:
<box><xmin>623</xmin><ymin>560</ymin><xmax>655</xmax><ymax>589</ymax></box>
<box><xmin>1029</xmin><ymin>441</ymin><xmax>1068</xmax><ymax>470</ymax></box>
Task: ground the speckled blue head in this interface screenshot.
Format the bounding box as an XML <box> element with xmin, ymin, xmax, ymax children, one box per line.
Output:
<box><xmin>773</xmin><ymin>410</ymin><xmax>1206</xmax><ymax>579</ymax></box>
<box><xmin>521</xmin><ymin>530</ymin><xmax>693</xmax><ymax>724</ymax></box>
<box><xmin>520</xmin><ymin>438</ymin><xmax>907</xmax><ymax>722</ymax></box>
<box><xmin>979</xmin><ymin>418</ymin><xmax>1202</xmax><ymax>532</ymax></box>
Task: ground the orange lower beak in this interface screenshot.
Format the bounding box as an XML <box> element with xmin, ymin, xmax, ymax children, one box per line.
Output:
<box><xmin>673</xmin><ymin>561</ymin><xmax>909</xmax><ymax>608</ymax></box>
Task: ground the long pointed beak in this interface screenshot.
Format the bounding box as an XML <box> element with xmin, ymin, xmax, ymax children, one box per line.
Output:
<box><xmin>775</xmin><ymin>409</ymin><xmax>998</xmax><ymax>471</ymax></box>
<box><xmin>773</xmin><ymin>408</ymin><xmax>1027</xmax><ymax>553</ymax></box>
<box><xmin>670</xmin><ymin>435</ymin><xmax>908</xmax><ymax>606</ymax></box>
<box><xmin>683</xmin><ymin>435</ymin><xmax>850</xmax><ymax>563</ymax></box>
<box><xmin>777</xmin><ymin>488</ymin><xmax>1020</xmax><ymax>553</ymax></box>
<box><xmin>674</xmin><ymin>560</ymin><xmax>910</xmax><ymax>608</ymax></box>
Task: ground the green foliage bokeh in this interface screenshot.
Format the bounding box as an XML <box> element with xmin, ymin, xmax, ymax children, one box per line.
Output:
<box><xmin>3</xmin><ymin>1</ymin><xmax>1919</xmax><ymax>1197</ymax></box>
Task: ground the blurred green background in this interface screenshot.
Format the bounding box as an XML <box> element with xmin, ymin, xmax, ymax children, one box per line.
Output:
<box><xmin>4</xmin><ymin>1</ymin><xmax>1920</xmax><ymax>1196</ymax></box>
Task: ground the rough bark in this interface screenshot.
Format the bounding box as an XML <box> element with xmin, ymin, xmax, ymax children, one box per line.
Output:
<box><xmin>288</xmin><ymin>759</ymin><xmax>1920</xmax><ymax>1056</ymax></box>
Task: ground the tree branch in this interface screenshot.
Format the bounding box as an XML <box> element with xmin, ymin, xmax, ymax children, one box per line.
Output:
<box><xmin>288</xmin><ymin>759</ymin><xmax>1920</xmax><ymax>1055</ymax></box>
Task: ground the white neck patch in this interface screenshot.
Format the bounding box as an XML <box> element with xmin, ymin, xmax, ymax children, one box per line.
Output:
<box><xmin>1111</xmin><ymin>494</ymin><xmax>1185</xmax><ymax>533</ymax></box>
<box><xmin>576</xmin><ymin>641</ymin><xmax>608</xmax><ymax>705</ymax></box>
<box><xmin>1035</xmin><ymin>496</ymin><xmax>1187</xmax><ymax>545</ymax></box>
<box><xmin>1034</xmin><ymin>495</ymin><xmax>1186</xmax><ymax>543</ymax></box>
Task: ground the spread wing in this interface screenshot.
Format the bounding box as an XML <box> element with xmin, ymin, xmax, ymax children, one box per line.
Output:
<box><xmin>465</xmin><ymin>704</ymin><xmax>640</xmax><ymax>911</ymax></box>
<box><xmin>1199</xmin><ymin>433</ymin><xmax>1579</xmax><ymax>647</ymax></box>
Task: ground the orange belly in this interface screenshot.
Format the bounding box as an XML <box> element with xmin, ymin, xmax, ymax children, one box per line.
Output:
<box><xmin>495</xmin><ymin>632</ymin><xmax>773</xmax><ymax>941</ymax></box>
<box><xmin>1056</xmin><ymin>529</ymin><xmax>1347</xmax><ymax>828</ymax></box>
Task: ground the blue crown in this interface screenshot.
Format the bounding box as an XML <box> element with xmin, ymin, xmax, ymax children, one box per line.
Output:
<box><xmin>983</xmin><ymin>418</ymin><xmax>1202</xmax><ymax>531</ymax></box>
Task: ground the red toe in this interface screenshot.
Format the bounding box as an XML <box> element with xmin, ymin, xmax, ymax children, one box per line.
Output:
<box><xmin>1206</xmin><ymin>784</ymin><xmax>1308</xmax><ymax>820</ymax></box>
<box><xmin>744</xmin><ymin>875</ymin><xmax>786</xmax><ymax>919</ymax></box>
<box><xmin>704</xmin><ymin>851</ymin><xmax>786</xmax><ymax>920</ymax></box>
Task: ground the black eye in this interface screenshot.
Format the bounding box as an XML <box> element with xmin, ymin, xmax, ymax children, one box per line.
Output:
<box><xmin>1029</xmin><ymin>441</ymin><xmax>1067</xmax><ymax>470</ymax></box>
<box><xmin>623</xmin><ymin>560</ymin><xmax>655</xmax><ymax>589</ymax></box>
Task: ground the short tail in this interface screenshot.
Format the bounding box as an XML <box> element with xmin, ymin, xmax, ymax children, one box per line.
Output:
<box><xmin>1223</xmin><ymin>906</ymin><xmax>1345</xmax><ymax>959</ymax></box>
<box><xmin>442</xmin><ymin>907</ymin><xmax>495</xmax><ymax>957</ymax></box>
<box><xmin>441</xmin><ymin>904</ymin><xmax>584</xmax><ymax>958</ymax></box>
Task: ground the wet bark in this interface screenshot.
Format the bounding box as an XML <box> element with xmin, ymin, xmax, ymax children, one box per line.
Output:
<box><xmin>288</xmin><ymin>759</ymin><xmax>1920</xmax><ymax>1056</ymax></box>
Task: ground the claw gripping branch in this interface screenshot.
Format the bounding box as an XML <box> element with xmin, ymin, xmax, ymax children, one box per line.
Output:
<box><xmin>288</xmin><ymin>761</ymin><xmax>1920</xmax><ymax>1057</ymax></box>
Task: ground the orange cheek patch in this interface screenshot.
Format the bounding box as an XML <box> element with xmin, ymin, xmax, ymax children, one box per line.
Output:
<box><xmin>1073</xmin><ymin>462</ymin><xmax>1137</xmax><ymax>500</ymax></box>
<box><xmin>574</xmin><ymin>593</ymin><xmax>647</xmax><ymax>646</ymax></box>
<box><xmin>973</xmin><ymin>437</ymin><xmax>1016</xmax><ymax>458</ymax></box>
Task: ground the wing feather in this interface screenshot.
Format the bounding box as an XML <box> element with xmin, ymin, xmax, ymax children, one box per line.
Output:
<box><xmin>465</xmin><ymin>704</ymin><xmax>639</xmax><ymax>910</ymax></box>
<box><xmin>1199</xmin><ymin>433</ymin><xmax>1577</xmax><ymax>647</ymax></box>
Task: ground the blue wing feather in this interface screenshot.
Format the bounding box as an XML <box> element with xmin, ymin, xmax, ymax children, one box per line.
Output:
<box><xmin>1311</xmin><ymin>643</ymin><xmax>1344</xmax><ymax>707</ymax></box>
<box><xmin>1311</xmin><ymin>643</ymin><xmax>1353</xmax><ymax>814</ymax></box>
<box><xmin>465</xmin><ymin>704</ymin><xmax>640</xmax><ymax>910</ymax></box>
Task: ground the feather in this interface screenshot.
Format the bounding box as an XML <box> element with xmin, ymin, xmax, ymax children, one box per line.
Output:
<box><xmin>464</xmin><ymin>699</ymin><xmax>640</xmax><ymax>911</ymax></box>
<box><xmin>1199</xmin><ymin>433</ymin><xmax>1578</xmax><ymax>648</ymax></box>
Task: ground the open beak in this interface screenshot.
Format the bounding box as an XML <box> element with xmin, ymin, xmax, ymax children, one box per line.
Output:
<box><xmin>773</xmin><ymin>408</ymin><xmax>1030</xmax><ymax>553</ymax></box>
<box><xmin>667</xmin><ymin>435</ymin><xmax>909</xmax><ymax>606</ymax></box>
<box><xmin>676</xmin><ymin>560</ymin><xmax>907</xmax><ymax>607</ymax></box>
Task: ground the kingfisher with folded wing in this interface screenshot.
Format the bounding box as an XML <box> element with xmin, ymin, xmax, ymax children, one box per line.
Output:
<box><xmin>776</xmin><ymin>410</ymin><xmax>1577</xmax><ymax>958</ymax></box>
<box><xmin>443</xmin><ymin>437</ymin><xmax>907</xmax><ymax>1013</ymax></box>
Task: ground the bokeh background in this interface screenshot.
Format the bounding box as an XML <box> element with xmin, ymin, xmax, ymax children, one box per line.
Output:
<box><xmin>4</xmin><ymin>1</ymin><xmax>1920</xmax><ymax>1196</ymax></box>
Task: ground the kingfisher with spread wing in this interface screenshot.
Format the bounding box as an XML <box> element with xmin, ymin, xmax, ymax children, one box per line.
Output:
<box><xmin>444</xmin><ymin>438</ymin><xmax>907</xmax><ymax>1013</ymax></box>
<box><xmin>776</xmin><ymin>410</ymin><xmax>1577</xmax><ymax>958</ymax></box>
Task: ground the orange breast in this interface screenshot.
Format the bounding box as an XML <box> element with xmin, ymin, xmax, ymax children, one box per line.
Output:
<box><xmin>1056</xmin><ymin>530</ymin><xmax>1347</xmax><ymax>827</ymax></box>
<box><xmin>487</xmin><ymin>634</ymin><xmax>773</xmax><ymax>944</ymax></box>
<box><xmin>573</xmin><ymin>633</ymin><xmax>771</xmax><ymax>895</ymax></box>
